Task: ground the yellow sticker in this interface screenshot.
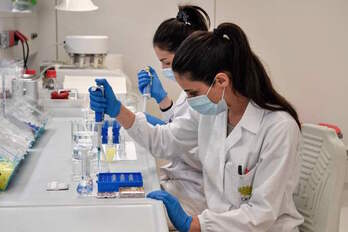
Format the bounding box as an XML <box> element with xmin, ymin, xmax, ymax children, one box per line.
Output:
<box><xmin>0</xmin><ymin>161</ymin><xmax>15</xmax><ymax>191</ymax></box>
<box><xmin>238</xmin><ymin>186</ymin><xmax>252</xmax><ymax>197</ymax></box>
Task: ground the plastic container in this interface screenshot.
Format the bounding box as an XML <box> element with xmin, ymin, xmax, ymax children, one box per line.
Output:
<box><xmin>43</xmin><ymin>69</ymin><xmax>56</xmax><ymax>90</ymax></box>
<box><xmin>12</xmin><ymin>0</ymin><xmax>33</xmax><ymax>11</ymax></box>
<box><xmin>97</xmin><ymin>172</ymin><xmax>143</xmax><ymax>193</ymax></box>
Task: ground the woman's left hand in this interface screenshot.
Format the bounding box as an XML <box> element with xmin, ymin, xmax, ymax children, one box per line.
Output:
<box><xmin>144</xmin><ymin>113</ymin><xmax>166</xmax><ymax>126</ymax></box>
<box><xmin>147</xmin><ymin>190</ymin><xmax>193</xmax><ymax>232</ymax></box>
<box><xmin>138</xmin><ymin>66</ymin><xmax>168</xmax><ymax>104</ymax></box>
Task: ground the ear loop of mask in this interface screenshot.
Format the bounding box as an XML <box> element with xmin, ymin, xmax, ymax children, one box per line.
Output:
<box><xmin>207</xmin><ymin>78</ymin><xmax>225</xmax><ymax>103</ymax></box>
<box><xmin>205</xmin><ymin>79</ymin><xmax>216</xmax><ymax>96</ymax></box>
<box><xmin>221</xmin><ymin>87</ymin><xmax>225</xmax><ymax>102</ymax></box>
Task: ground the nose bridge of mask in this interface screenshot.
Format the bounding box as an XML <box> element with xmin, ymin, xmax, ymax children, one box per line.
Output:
<box><xmin>186</xmin><ymin>83</ymin><xmax>227</xmax><ymax>115</ymax></box>
<box><xmin>162</xmin><ymin>68</ymin><xmax>175</xmax><ymax>81</ymax></box>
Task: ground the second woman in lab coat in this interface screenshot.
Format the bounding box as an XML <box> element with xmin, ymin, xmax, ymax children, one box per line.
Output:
<box><xmin>137</xmin><ymin>5</ymin><xmax>210</xmax><ymax>217</ymax></box>
<box><xmin>89</xmin><ymin>22</ymin><xmax>304</xmax><ymax>232</ymax></box>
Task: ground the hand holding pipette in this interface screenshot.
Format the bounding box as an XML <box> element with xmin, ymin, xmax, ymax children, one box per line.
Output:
<box><xmin>137</xmin><ymin>66</ymin><xmax>168</xmax><ymax>112</ymax></box>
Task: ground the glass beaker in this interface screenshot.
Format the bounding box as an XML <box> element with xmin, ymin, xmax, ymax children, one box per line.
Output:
<box><xmin>71</xmin><ymin>120</ymin><xmax>98</xmax><ymax>181</ymax></box>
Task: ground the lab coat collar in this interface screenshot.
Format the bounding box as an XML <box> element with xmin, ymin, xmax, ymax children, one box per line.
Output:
<box><xmin>238</xmin><ymin>101</ymin><xmax>264</xmax><ymax>135</ymax></box>
<box><xmin>224</xmin><ymin>101</ymin><xmax>264</xmax><ymax>154</ymax></box>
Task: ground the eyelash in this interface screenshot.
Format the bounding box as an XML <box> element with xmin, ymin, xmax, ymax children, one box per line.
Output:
<box><xmin>187</xmin><ymin>92</ymin><xmax>198</xmax><ymax>98</ymax></box>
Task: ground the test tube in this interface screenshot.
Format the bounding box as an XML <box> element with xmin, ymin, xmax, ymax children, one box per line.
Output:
<box><xmin>143</xmin><ymin>67</ymin><xmax>152</xmax><ymax>97</ymax></box>
<box><xmin>112</xmin><ymin>174</ymin><xmax>116</xmax><ymax>182</ymax></box>
<box><xmin>129</xmin><ymin>174</ymin><xmax>134</xmax><ymax>182</ymax></box>
<box><xmin>120</xmin><ymin>174</ymin><xmax>125</xmax><ymax>182</ymax></box>
<box><xmin>142</xmin><ymin>66</ymin><xmax>152</xmax><ymax>112</ymax></box>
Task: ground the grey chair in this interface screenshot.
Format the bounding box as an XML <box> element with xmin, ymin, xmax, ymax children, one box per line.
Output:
<box><xmin>294</xmin><ymin>123</ymin><xmax>347</xmax><ymax>232</ymax></box>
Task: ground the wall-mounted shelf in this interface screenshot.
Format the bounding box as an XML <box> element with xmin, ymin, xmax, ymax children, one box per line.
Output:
<box><xmin>0</xmin><ymin>10</ymin><xmax>34</xmax><ymax>18</ymax></box>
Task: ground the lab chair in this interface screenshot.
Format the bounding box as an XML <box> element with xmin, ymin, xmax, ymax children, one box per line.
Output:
<box><xmin>294</xmin><ymin>123</ymin><xmax>347</xmax><ymax>232</ymax></box>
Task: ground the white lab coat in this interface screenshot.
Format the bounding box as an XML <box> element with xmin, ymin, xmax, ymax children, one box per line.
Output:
<box><xmin>159</xmin><ymin>91</ymin><xmax>207</xmax><ymax>216</ymax></box>
<box><xmin>127</xmin><ymin>101</ymin><xmax>304</xmax><ymax>232</ymax></box>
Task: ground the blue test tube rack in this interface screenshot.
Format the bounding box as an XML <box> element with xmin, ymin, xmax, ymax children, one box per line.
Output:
<box><xmin>96</xmin><ymin>172</ymin><xmax>143</xmax><ymax>193</ymax></box>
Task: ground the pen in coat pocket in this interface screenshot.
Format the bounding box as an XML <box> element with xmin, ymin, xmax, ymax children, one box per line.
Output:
<box><xmin>238</xmin><ymin>165</ymin><xmax>242</xmax><ymax>175</ymax></box>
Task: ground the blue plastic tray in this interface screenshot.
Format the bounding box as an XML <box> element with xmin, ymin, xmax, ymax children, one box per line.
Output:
<box><xmin>97</xmin><ymin>172</ymin><xmax>143</xmax><ymax>193</ymax></box>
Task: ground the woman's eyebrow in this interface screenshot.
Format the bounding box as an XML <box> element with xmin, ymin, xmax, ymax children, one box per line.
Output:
<box><xmin>184</xmin><ymin>89</ymin><xmax>198</xmax><ymax>94</ymax></box>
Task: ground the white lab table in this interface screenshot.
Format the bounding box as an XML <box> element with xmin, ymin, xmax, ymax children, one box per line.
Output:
<box><xmin>0</xmin><ymin>117</ymin><xmax>169</xmax><ymax>232</ymax></box>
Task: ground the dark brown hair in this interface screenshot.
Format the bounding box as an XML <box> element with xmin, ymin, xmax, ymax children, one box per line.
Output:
<box><xmin>153</xmin><ymin>5</ymin><xmax>210</xmax><ymax>52</ymax></box>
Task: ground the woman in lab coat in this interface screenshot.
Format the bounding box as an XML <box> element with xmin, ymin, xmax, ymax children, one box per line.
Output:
<box><xmin>89</xmin><ymin>22</ymin><xmax>304</xmax><ymax>232</ymax></box>
<box><xmin>138</xmin><ymin>5</ymin><xmax>210</xmax><ymax>216</ymax></box>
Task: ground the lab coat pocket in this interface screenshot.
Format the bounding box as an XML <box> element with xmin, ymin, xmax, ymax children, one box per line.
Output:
<box><xmin>224</xmin><ymin>163</ymin><xmax>257</xmax><ymax>208</ymax></box>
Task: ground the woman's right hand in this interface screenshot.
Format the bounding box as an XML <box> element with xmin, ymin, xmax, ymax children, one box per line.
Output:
<box><xmin>89</xmin><ymin>79</ymin><xmax>121</xmax><ymax>118</ymax></box>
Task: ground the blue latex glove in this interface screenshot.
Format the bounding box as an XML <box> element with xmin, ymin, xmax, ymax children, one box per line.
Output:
<box><xmin>88</xmin><ymin>79</ymin><xmax>121</xmax><ymax>117</ymax></box>
<box><xmin>138</xmin><ymin>66</ymin><xmax>168</xmax><ymax>104</ymax></box>
<box><xmin>147</xmin><ymin>190</ymin><xmax>192</xmax><ymax>232</ymax></box>
<box><xmin>144</xmin><ymin>113</ymin><xmax>166</xmax><ymax>126</ymax></box>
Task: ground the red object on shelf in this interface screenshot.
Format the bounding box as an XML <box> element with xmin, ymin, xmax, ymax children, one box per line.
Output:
<box><xmin>7</xmin><ymin>31</ymin><xmax>16</xmax><ymax>47</ymax></box>
<box><xmin>245</xmin><ymin>168</ymin><xmax>249</xmax><ymax>174</ymax></box>
<box><xmin>14</xmin><ymin>31</ymin><xmax>28</xmax><ymax>42</ymax></box>
<box><xmin>319</xmin><ymin>123</ymin><xmax>343</xmax><ymax>139</ymax></box>
<box><xmin>46</xmin><ymin>70</ymin><xmax>56</xmax><ymax>79</ymax></box>
<box><xmin>51</xmin><ymin>91</ymin><xmax>69</xmax><ymax>99</ymax></box>
<box><xmin>25</xmin><ymin>69</ymin><xmax>36</xmax><ymax>75</ymax></box>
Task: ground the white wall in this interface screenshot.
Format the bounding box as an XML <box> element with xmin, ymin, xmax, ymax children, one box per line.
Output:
<box><xmin>0</xmin><ymin>11</ymin><xmax>39</xmax><ymax>65</ymax></box>
<box><xmin>36</xmin><ymin>0</ymin><xmax>215</xmax><ymax>117</ymax></box>
<box><xmin>216</xmin><ymin>0</ymin><xmax>348</xmax><ymax>145</ymax></box>
<box><xmin>30</xmin><ymin>0</ymin><xmax>348</xmax><ymax>145</ymax></box>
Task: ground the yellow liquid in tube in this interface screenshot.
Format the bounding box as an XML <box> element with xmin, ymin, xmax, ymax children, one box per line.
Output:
<box><xmin>106</xmin><ymin>145</ymin><xmax>116</xmax><ymax>162</ymax></box>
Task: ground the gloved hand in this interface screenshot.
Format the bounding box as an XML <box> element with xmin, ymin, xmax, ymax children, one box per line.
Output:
<box><xmin>144</xmin><ymin>113</ymin><xmax>166</xmax><ymax>126</ymax></box>
<box><xmin>88</xmin><ymin>79</ymin><xmax>121</xmax><ymax>117</ymax></box>
<box><xmin>138</xmin><ymin>66</ymin><xmax>168</xmax><ymax>104</ymax></box>
<box><xmin>147</xmin><ymin>190</ymin><xmax>192</xmax><ymax>232</ymax></box>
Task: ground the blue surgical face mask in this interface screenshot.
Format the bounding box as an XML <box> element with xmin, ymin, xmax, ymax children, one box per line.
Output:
<box><xmin>162</xmin><ymin>68</ymin><xmax>176</xmax><ymax>82</ymax></box>
<box><xmin>187</xmin><ymin>80</ymin><xmax>227</xmax><ymax>115</ymax></box>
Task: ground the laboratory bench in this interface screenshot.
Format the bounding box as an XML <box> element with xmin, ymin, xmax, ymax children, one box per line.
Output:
<box><xmin>0</xmin><ymin>116</ymin><xmax>169</xmax><ymax>232</ymax></box>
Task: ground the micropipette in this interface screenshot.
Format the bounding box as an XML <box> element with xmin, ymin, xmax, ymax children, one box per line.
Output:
<box><xmin>142</xmin><ymin>66</ymin><xmax>152</xmax><ymax>112</ymax></box>
<box><xmin>90</xmin><ymin>85</ymin><xmax>108</xmax><ymax>172</ymax></box>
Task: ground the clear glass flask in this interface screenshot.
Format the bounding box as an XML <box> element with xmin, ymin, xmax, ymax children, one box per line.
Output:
<box><xmin>76</xmin><ymin>145</ymin><xmax>93</xmax><ymax>195</ymax></box>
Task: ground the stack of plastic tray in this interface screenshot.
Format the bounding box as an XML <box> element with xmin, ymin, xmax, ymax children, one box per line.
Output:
<box><xmin>0</xmin><ymin>102</ymin><xmax>48</xmax><ymax>191</ymax></box>
<box><xmin>0</xmin><ymin>60</ymin><xmax>48</xmax><ymax>190</ymax></box>
<box><xmin>0</xmin><ymin>114</ymin><xmax>48</xmax><ymax>190</ymax></box>
<box><xmin>6</xmin><ymin>100</ymin><xmax>48</xmax><ymax>142</ymax></box>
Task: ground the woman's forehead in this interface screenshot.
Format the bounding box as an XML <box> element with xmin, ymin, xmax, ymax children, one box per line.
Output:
<box><xmin>154</xmin><ymin>46</ymin><xmax>174</xmax><ymax>58</ymax></box>
<box><xmin>174</xmin><ymin>72</ymin><xmax>208</xmax><ymax>89</ymax></box>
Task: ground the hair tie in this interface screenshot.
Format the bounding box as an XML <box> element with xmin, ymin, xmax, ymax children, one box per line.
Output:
<box><xmin>176</xmin><ymin>10</ymin><xmax>191</xmax><ymax>26</ymax></box>
<box><xmin>213</xmin><ymin>28</ymin><xmax>230</xmax><ymax>40</ymax></box>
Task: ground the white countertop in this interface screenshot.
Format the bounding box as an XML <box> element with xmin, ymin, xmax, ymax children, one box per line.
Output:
<box><xmin>0</xmin><ymin>117</ymin><xmax>168</xmax><ymax>232</ymax></box>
